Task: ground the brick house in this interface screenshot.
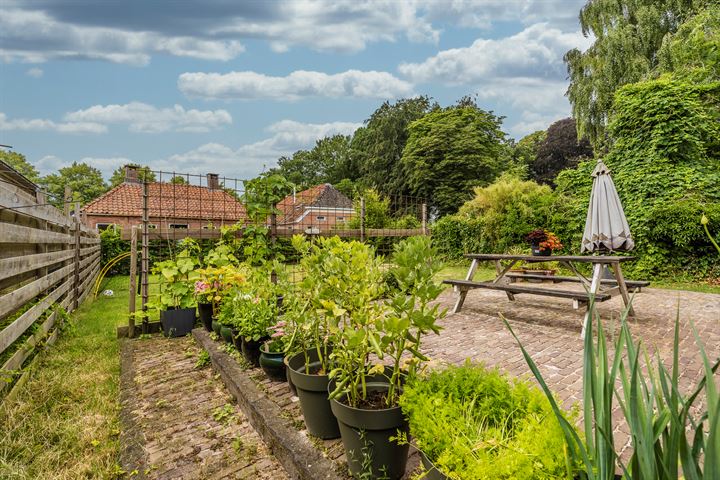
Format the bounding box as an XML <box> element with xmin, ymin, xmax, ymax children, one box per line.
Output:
<box><xmin>275</xmin><ymin>183</ymin><xmax>354</xmax><ymax>234</ymax></box>
<box><xmin>81</xmin><ymin>166</ymin><xmax>246</xmax><ymax>232</ymax></box>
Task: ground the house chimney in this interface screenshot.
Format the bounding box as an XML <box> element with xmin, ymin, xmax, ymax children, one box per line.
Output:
<box><xmin>207</xmin><ymin>173</ymin><xmax>219</xmax><ymax>190</ymax></box>
<box><xmin>124</xmin><ymin>164</ymin><xmax>140</xmax><ymax>184</ymax></box>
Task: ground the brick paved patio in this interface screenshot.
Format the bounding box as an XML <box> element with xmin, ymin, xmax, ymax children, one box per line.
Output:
<box><xmin>119</xmin><ymin>336</ymin><xmax>289</xmax><ymax>480</ymax></box>
<box><xmin>426</xmin><ymin>286</ymin><xmax>720</xmax><ymax>456</ymax></box>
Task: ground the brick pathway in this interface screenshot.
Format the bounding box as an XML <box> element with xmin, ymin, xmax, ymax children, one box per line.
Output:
<box><xmin>119</xmin><ymin>335</ymin><xmax>289</xmax><ymax>480</ymax></box>
<box><xmin>425</xmin><ymin>286</ymin><xmax>720</xmax><ymax>456</ymax></box>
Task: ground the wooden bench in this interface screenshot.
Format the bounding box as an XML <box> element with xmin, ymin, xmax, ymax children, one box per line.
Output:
<box><xmin>505</xmin><ymin>273</ymin><xmax>650</xmax><ymax>291</ymax></box>
<box><xmin>443</xmin><ymin>279</ymin><xmax>612</xmax><ymax>313</ymax></box>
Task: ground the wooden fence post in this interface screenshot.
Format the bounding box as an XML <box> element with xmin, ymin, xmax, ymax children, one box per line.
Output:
<box><xmin>421</xmin><ymin>203</ymin><xmax>428</xmax><ymax>235</ymax></box>
<box><xmin>360</xmin><ymin>197</ymin><xmax>366</xmax><ymax>242</ymax></box>
<box><xmin>141</xmin><ymin>181</ymin><xmax>149</xmax><ymax>334</ymax></box>
<box><xmin>72</xmin><ymin>202</ymin><xmax>80</xmax><ymax>310</ymax></box>
<box><xmin>63</xmin><ymin>186</ymin><xmax>72</xmax><ymax>216</ymax></box>
<box><xmin>128</xmin><ymin>226</ymin><xmax>138</xmax><ymax>338</ymax></box>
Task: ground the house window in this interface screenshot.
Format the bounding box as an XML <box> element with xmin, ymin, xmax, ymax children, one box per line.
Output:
<box><xmin>316</xmin><ymin>216</ymin><xmax>326</xmax><ymax>221</ymax></box>
<box><xmin>169</xmin><ymin>223</ymin><xmax>188</xmax><ymax>229</ymax></box>
<box><xmin>337</xmin><ymin>217</ymin><xmax>345</xmax><ymax>221</ymax></box>
<box><xmin>96</xmin><ymin>223</ymin><xmax>114</xmax><ymax>231</ymax></box>
<box><xmin>148</xmin><ymin>224</ymin><xmax>157</xmax><ymax>229</ymax></box>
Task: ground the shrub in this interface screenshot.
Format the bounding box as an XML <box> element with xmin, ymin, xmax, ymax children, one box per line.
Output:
<box><xmin>431</xmin><ymin>175</ymin><xmax>560</xmax><ymax>258</ymax></box>
<box><xmin>400</xmin><ymin>363</ymin><xmax>575</xmax><ymax>479</ymax></box>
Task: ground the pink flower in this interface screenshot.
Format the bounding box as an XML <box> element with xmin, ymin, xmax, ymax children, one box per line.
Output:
<box><xmin>194</xmin><ymin>281</ymin><xmax>209</xmax><ymax>293</ymax></box>
<box><xmin>271</xmin><ymin>331</ymin><xmax>284</xmax><ymax>338</ymax></box>
<box><xmin>274</xmin><ymin>321</ymin><xmax>286</xmax><ymax>328</ymax></box>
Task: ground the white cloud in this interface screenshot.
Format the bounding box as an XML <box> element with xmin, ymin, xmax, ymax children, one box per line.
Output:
<box><xmin>0</xmin><ymin>8</ymin><xmax>245</xmax><ymax>65</ymax></box>
<box><xmin>398</xmin><ymin>23</ymin><xmax>591</xmax><ymax>138</ymax></box>
<box><xmin>64</xmin><ymin>102</ymin><xmax>232</xmax><ymax>133</ymax></box>
<box><xmin>0</xmin><ymin>112</ymin><xmax>106</xmax><ymax>134</ymax></box>
<box><xmin>399</xmin><ymin>23</ymin><xmax>589</xmax><ymax>84</ymax></box>
<box><xmin>33</xmin><ymin>119</ymin><xmax>363</xmax><ymax>181</ymax></box>
<box><xmin>178</xmin><ymin>70</ymin><xmax>414</xmax><ymax>101</ymax></box>
<box><xmin>156</xmin><ymin>119</ymin><xmax>362</xmax><ymax>178</ymax></box>
<box><xmin>26</xmin><ymin>67</ymin><xmax>43</xmax><ymax>78</ymax></box>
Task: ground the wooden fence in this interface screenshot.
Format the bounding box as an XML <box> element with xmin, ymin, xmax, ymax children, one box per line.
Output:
<box><xmin>0</xmin><ymin>176</ymin><xmax>101</xmax><ymax>400</ymax></box>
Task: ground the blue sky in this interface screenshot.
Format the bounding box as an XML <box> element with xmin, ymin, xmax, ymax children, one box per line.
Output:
<box><xmin>0</xmin><ymin>0</ymin><xmax>590</xmax><ymax>181</ymax></box>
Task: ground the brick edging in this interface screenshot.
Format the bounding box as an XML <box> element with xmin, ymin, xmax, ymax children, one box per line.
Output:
<box><xmin>118</xmin><ymin>339</ymin><xmax>149</xmax><ymax>479</ymax></box>
<box><xmin>192</xmin><ymin>328</ymin><xmax>338</xmax><ymax>480</ymax></box>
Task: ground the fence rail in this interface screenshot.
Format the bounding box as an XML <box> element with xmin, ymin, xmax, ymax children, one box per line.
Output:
<box><xmin>0</xmin><ymin>176</ymin><xmax>100</xmax><ymax>400</ymax></box>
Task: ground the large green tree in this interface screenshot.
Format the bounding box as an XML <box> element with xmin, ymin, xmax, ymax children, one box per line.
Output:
<box><xmin>351</xmin><ymin>96</ymin><xmax>438</xmax><ymax>196</ymax></box>
<box><xmin>109</xmin><ymin>164</ymin><xmax>156</xmax><ymax>187</ymax></box>
<box><xmin>272</xmin><ymin>134</ymin><xmax>354</xmax><ymax>190</ymax></box>
<box><xmin>565</xmin><ymin>0</ymin><xmax>704</xmax><ymax>148</ymax></box>
<box><xmin>401</xmin><ymin>104</ymin><xmax>506</xmax><ymax>216</ymax></box>
<box><xmin>41</xmin><ymin>162</ymin><xmax>108</xmax><ymax>207</ymax></box>
<box><xmin>531</xmin><ymin>118</ymin><xmax>593</xmax><ymax>186</ymax></box>
<box><xmin>0</xmin><ymin>151</ymin><xmax>40</xmax><ymax>183</ymax></box>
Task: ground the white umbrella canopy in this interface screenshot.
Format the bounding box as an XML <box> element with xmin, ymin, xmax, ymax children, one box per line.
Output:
<box><xmin>581</xmin><ymin>160</ymin><xmax>634</xmax><ymax>253</ymax></box>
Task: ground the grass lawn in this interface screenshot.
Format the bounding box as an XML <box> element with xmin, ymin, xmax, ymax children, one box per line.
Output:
<box><xmin>0</xmin><ymin>276</ymin><xmax>128</xmax><ymax>480</ymax></box>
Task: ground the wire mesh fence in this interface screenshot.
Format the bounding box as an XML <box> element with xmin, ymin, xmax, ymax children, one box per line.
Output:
<box><xmin>86</xmin><ymin>167</ymin><xmax>428</xmax><ymax>327</ymax></box>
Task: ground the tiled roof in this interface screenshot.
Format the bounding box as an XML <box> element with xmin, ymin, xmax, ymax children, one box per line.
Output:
<box><xmin>82</xmin><ymin>182</ymin><xmax>247</xmax><ymax>221</ymax></box>
<box><xmin>275</xmin><ymin>184</ymin><xmax>353</xmax><ymax>224</ymax></box>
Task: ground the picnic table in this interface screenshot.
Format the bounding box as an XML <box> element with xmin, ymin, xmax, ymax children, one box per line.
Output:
<box><xmin>443</xmin><ymin>255</ymin><xmax>648</xmax><ymax>327</ymax></box>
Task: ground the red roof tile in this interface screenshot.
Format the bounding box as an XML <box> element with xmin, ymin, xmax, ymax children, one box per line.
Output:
<box><xmin>82</xmin><ymin>182</ymin><xmax>247</xmax><ymax>221</ymax></box>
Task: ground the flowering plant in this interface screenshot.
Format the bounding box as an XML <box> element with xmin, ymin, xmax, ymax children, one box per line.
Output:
<box><xmin>525</xmin><ymin>229</ymin><xmax>563</xmax><ymax>251</ymax></box>
<box><xmin>263</xmin><ymin>320</ymin><xmax>287</xmax><ymax>352</ymax></box>
<box><xmin>194</xmin><ymin>265</ymin><xmax>246</xmax><ymax>316</ymax></box>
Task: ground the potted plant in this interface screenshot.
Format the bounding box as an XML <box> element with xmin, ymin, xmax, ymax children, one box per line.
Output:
<box><xmin>149</xmin><ymin>240</ymin><xmax>199</xmax><ymax>337</ymax></box>
<box><xmin>399</xmin><ymin>363</ymin><xmax>577</xmax><ymax>480</ymax></box>
<box><xmin>328</xmin><ymin>236</ymin><xmax>446</xmax><ymax>480</ymax></box>
<box><xmin>284</xmin><ymin>235</ymin><xmax>384</xmax><ymax>439</ymax></box>
<box><xmin>195</xmin><ymin>265</ymin><xmax>245</xmax><ymax>332</ymax></box>
<box><xmin>526</xmin><ymin>228</ymin><xmax>563</xmax><ymax>256</ymax></box>
<box><xmin>259</xmin><ymin>321</ymin><xmax>287</xmax><ymax>381</ymax></box>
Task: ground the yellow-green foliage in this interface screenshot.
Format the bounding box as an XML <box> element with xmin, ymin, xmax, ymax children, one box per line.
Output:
<box><xmin>400</xmin><ymin>363</ymin><xmax>575</xmax><ymax>480</ymax></box>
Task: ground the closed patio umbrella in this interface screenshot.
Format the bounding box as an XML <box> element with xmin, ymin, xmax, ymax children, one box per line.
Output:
<box><xmin>581</xmin><ymin>160</ymin><xmax>634</xmax><ymax>253</ymax></box>
<box><xmin>579</xmin><ymin>160</ymin><xmax>634</xmax><ymax>337</ymax></box>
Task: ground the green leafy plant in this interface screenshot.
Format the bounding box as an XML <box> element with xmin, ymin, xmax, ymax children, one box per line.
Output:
<box><xmin>399</xmin><ymin>362</ymin><xmax>577</xmax><ymax>479</ymax></box>
<box><xmin>328</xmin><ymin>236</ymin><xmax>445</xmax><ymax>408</ymax></box>
<box><xmin>505</xmin><ymin>298</ymin><xmax>720</xmax><ymax>479</ymax></box>
<box><xmin>148</xmin><ymin>239</ymin><xmax>199</xmax><ymax>310</ymax></box>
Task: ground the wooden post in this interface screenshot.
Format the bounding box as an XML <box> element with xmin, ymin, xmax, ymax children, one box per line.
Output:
<box><xmin>141</xmin><ymin>181</ymin><xmax>149</xmax><ymax>333</ymax></box>
<box><xmin>72</xmin><ymin>202</ymin><xmax>81</xmax><ymax>310</ymax></box>
<box><xmin>63</xmin><ymin>186</ymin><xmax>72</xmax><ymax>216</ymax></box>
<box><xmin>270</xmin><ymin>212</ymin><xmax>278</xmax><ymax>285</ymax></box>
<box><xmin>35</xmin><ymin>190</ymin><xmax>49</xmax><ymax>290</ymax></box>
<box><xmin>421</xmin><ymin>203</ymin><xmax>428</xmax><ymax>235</ymax></box>
<box><xmin>360</xmin><ymin>197</ymin><xmax>366</xmax><ymax>242</ymax></box>
<box><xmin>128</xmin><ymin>226</ymin><xmax>138</xmax><ymax>338</ymax></box>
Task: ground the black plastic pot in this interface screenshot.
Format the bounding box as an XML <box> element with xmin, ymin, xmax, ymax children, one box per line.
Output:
<box><xmin>330</xmin><ymin>380</ymin><xmax>410</xmax><ymax>480</ymax></box>
<box><xmin>259</xmin><ymin>343</ymin><xmax>286</xmax><ymax>381</ymax></box>
<box><xmin>287</xmin><ymin>349</ymin><xmax>340</xmax><ymax>439</ymax></box>
<box><xmin>231</xmin><ymin>329</ymin><xmax>243</xmax><ymax>351</ymax></box>
<box><xmin>531</xmin><ymin>242</ymin><xmax>552</xmax><ymax>256</ymax></box>
<box><xmin>220</xmin><ymin>325</ymin><xmax>234</xmax><ymax>344</ymax></box>
<box><xmin>284</xmin><ymin>356</ymin><xmax>297</xmax><ymax>396</ymax></box>
<box><xmin>211</xmin><ymin>319</ymin><xmax>221</xmax><ymax>336</ymax></box>
<box><xmin>420</xmin><ymin>451</ymin><xmax>449</xmax><ymax>480</ymax></box>
<box><xmin>241</xmin><ymin>337</ymin><xmax>268</xmax><ymax>367</ymax></box>
<box><xmin>159</xmin><ymin>307</ymin><xmax>196</xmax><ymax>337</ymax></box>
<box><xmin>197</xmin><ymin>303</ymin><xmax>213</xmax><ymax>331</ymax></box>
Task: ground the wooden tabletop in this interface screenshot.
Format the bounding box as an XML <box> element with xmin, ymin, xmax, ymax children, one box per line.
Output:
<box><xmin>464</xmin><ymin>254</ymin><xmax>636</xmax><ymax>263</ymax></box>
